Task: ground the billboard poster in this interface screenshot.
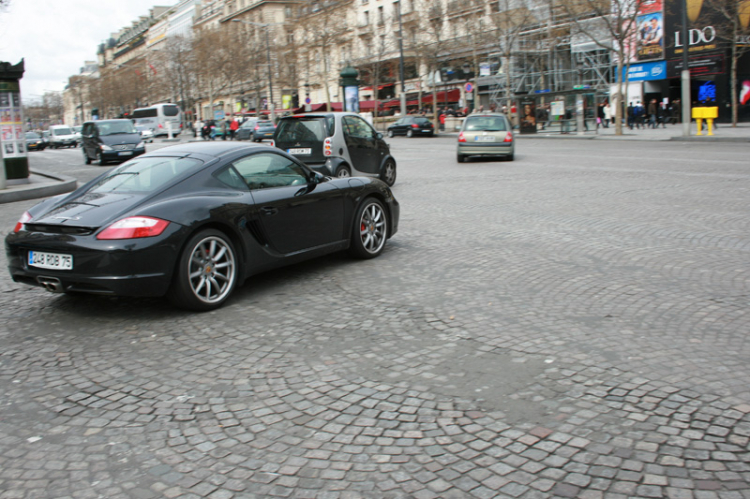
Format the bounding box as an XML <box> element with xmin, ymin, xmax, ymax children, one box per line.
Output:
<box><xmin>664</xmin><ymin>0</ymin><xmax>728</xmax><ymax>60</ymax></box>
<box><xmin>344</xmin><ymin>86</ymin><xmax>359</xmax><ymax>113</ymax></box>
<box><xmin>519</xmin><ymin>96</ymin><xmax>536</xmax><ymax>134</ymax></box>
<box><xmin>638</xmin><ymin>0</ymin><xmax>663</xmax><ymax>15</ymax></box>
<box><xmin>0</xmin><ymin>88</ymin><xmax>25</xmax><ymax>159</ymax></box>
<box><xmin>637</xmin><ymin>12</ymin><xmax>665</xmax><ymax>60</ymax></box>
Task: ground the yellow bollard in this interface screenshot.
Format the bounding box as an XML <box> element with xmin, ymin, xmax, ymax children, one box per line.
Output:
<box><xmin>696</xmin><ymin>118</ymin><xmax>703</xmax><ymax>135</ymax></box>
<box><xmin>707</xmin><ymin>118</ymin><xmax>714</xmax><ymax>136</ymax></box>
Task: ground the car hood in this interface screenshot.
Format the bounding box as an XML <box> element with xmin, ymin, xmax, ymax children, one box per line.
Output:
<box><xmin>100</xmin><ymin>133</ymin><xmax>142</xmax><ymax>146</ymax></box>
<box><xmin>30</xmin><ymin>192</ymin><xmax>148</xmax><ymax>228</ymax></box>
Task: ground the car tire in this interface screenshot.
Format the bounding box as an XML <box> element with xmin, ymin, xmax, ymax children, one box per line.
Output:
<box><xmin>96</xmin><ymin>152</ymin><xmax>106</xmax><ymax>166</ymax></box>
<box><xmin>406</xmin><ymin>129</ymin><xmax>413</xmax><ymax>138</ymax></box>
<box><xmin>335</xmin><ymin>165</ymin><xmax>352</xmax><ymax>178</ymax></box>
<box><xmin>83</xmin><ymin>148</ymin><xmax>91</xmax><ymax>165</ymax></box>
<box><xmin>457</xmin><ymin>154</ymin><xmax>466</xmax><ymax>163</ymax></box>
<box><xmin>167</xmin><ymin>229</ymin><xmax>238</xmax><ymax>311</ymax></box>
<box><xmin>505</xmin><ymin>152</ymin><xmax>515</xmax><ymax>162</ymax></box>
<box><xmin>387</xmin><ymin>129</ymin><xmax>394</xmax><ymax>138</ymax></box>
<box><xmin>348</xmin><ymin>198</ymin><xmax>388</xmax><ymax>259</ymax></box>
<box><xmin>380</xmin><ymin>159</ymin><xmax>396</xmax><ymax>186</ymax></box>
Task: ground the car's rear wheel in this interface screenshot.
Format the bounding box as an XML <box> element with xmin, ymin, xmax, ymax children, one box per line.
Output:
<box><xmin>349</xmin><ymin>198</ymin><xmax>388</xmax><ymax>259</ymax></box>
<box><xmin>83</xmin><ymin>148</ymin><xmax>91</xmax><ymax>165</ymax></box>
<box><xmin>335</xmin><ymin>165</ymin><xmax>351</xmax><ymax>178</ymax></box>
<box><xmin>380</xmin><ymin>159</ymin><xmax>396</xmax><ymax>186</ymax></box>
<box><xmin>168</xmin><ymin>229</ymin><xmax>238</xmax><ymax>311</ymax></box>
<box><xmin>457</xmin><ymin>154</ymin><xmax>466</xmax><ymax>163</ymax></box>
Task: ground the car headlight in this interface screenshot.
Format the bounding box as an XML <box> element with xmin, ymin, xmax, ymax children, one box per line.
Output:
<box><xmin>100</xmin><ymin>144</ymin><xmax>113</xmax><ymax>151</ymax></box>
<box><xmin>137</xmin><ymin>141</ymin><xmax>145</xmax><ymax>149</ymax></box>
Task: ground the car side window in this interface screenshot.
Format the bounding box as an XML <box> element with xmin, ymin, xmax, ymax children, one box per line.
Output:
<box><xmin>342</xmin><ymin>116</ymin><xmax>375</xmax><ymax>140</ymax></box>
<box><xmin>232</xmin><ymin>153</ymin><xmax>308</xmax><ymax>190</ymax></box>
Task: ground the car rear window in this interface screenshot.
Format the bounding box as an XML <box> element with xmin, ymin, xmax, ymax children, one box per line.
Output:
<box><xmin>464</xmin><ymin>116</ymin><xmax>508</xmax><ymax>131</ymax></box>
<box><xmin>276</xmin><ymin>118</ymin><xmax>328</xmax><ymax>143</ymax></box>
<box><xmin>414</xmin><ymin>117</ymin><xmax>431</xmax><ymax>125</ymax></box>
<box><xmin>52</xmin><ymin>127</ymin><xmax>73</xmax><ymax>135</ymax></box>
<box><xmin>88</xmin><ymin>157</ymin><xmax>202</xmax><ymax>193</ymax></box>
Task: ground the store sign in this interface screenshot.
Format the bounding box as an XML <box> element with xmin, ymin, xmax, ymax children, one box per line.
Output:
<box><xmin>617</xmin><ymin>61</ymin><xmax>667</xmax><ymax>82</ymax></box>
<box><xmin>666</xmin><ymin>53</ymin><xmax>725</xmax><ymax>78</ymax></box>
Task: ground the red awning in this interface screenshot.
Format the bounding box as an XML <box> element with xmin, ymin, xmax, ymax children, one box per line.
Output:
<box><xmin>359</xmin><ymin>100</ymin><xmax>381</xmax><ymax>111</ymax></box>
<box><xmin>361</xmin><ymin>83</ymin><xmax>395</xmax><ymax>91</ymax></box>
<box><xmin>383</xmin><ymin>99</ymin><xmax>401</xmax><ymax>108</ymax></box>
<box><xmin>421</xmin><ymin>89</ymin><xmax>461</xmax><ymax>104</ymax></box>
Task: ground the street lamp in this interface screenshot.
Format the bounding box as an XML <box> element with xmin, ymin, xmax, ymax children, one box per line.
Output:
<box><xmin>232</xmin><ymin>19</ymin><xmax>275</xmax><ymax>123</ymax></box>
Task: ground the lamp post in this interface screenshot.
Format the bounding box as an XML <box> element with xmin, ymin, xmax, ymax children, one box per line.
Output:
<box><xmin>680</xmin><ymin>0</ymin><xmax>691</xmax><ymax>137</ymax></box>
<box><xmin>232</xmin><ymin>19</ymin><xmax>275</xmax><ymax>123</ymax></box>
<box><xmin>396</xmin><ymin>1</ymin><xmax>406</xmax><ymax>116</ymax></box>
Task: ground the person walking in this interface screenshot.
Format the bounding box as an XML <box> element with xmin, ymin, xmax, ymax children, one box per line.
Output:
<box><xmin>627</xmin><ymin>102</ymin><xmax>635</xmax><ymax>130</ymax></box>
<box><xmin>648</xmin><ymin>99</ymin><xmax>658</xmax><ymax>129</ymax></box>
<box><xmin>229</xmin><ymin>118</ymin><xmax>239</xmax><ymax>140</ymax></box>
<box><xmin>597</xmin><ymin>103</ymin><xmax>605</xmax><ymax>129</ymax></box>
<box><xmin>603</xmin><ymin>102</ymin><xmax>611</xmax><ymax>128</ymax></box>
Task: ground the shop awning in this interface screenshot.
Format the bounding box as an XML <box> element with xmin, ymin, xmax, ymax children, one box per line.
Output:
<box><xmin>421</xmin><ymin>89</ymin><xmax>461</xmax><ymax>104</ymax></box>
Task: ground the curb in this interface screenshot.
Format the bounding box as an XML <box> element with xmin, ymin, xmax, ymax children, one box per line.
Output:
<box><xmin>0</xmin><ymin>170</ymin><xmax>77</xmax><ymax>204</ymax></box>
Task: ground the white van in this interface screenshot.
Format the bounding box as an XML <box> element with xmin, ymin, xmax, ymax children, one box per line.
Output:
<box><xmin>132</xmin><ymin>103</ymin><xmax>183</xmax><ymax>137</ymax></box>
<box><xmin>48</xmin><ymin>125</ymin><xmax>78</xmax><ymax>148</ymax></box>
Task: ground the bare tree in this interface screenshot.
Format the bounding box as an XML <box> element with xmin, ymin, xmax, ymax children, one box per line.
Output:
<box><xmin>354</xmin><ymin>11</ymin><xmax>396</xmax><ymax>118</ymax></box>
<box><xmin>418</xmin><ymin>0</ymin><xmax>448</xmax><ymax>124</ymax></box>
<box><xmin>556</xmin><ymin>0</ymin><xmax>644</xmax><ymax>135</ymax></box>
<box><xmin>192</xmin><ymin>27</ymin><xmax>234</xmax><ymax>120</ymax></box>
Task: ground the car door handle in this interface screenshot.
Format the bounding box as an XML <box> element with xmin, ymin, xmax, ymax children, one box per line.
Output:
<box><xmin>261</xmin><ymin>207</ymin><xmax>278</xmax><ymax>216</ymax></box>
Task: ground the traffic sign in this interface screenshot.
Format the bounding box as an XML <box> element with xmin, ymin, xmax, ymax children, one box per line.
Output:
<box><xmin>305</xmin><ymin>97</ymin><xmax>311</xmax><ymax>105</ymax></box>
<box><xmin>464</xmin><ymin>82</ymin><xmax>473</xmax><ymax>93</ymax></box>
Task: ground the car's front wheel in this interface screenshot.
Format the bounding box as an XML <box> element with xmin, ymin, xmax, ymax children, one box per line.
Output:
<box><xmin>96</xmin><ymin>151</ymin><xmax>106</xmax><ymax>166</ymax></box>
<box><xmin>380</xmin><ymin>159</ymin><xmax>396</xmax><ymax>186</ymax></box>
<box><xmin>406</xmin><ymin>129</ymin><xmax>414</xmax><ymax>138</ymax></box>
<box><xmin>168</xmin><ymin>229</ymin><xmax>238</xmax><ymax>311</ymax></box>
<box><xmin>457</xmin><ymin>154</ymin><xmax>466</xmax><ymax>163</ymax></box>
<box><xmin>349</xmin><ymin>198</ymin><xmax>388</xmax><ymax>259</ymax></box>
<box><xmin>335</xmin><ymin>165</ymin><xmax>352</xmax><ymax>178</ymax></box>
<box><xmin>387</xmin><ymin>129</ymin><xmax>394</xmax><ymax>138</ymax></box>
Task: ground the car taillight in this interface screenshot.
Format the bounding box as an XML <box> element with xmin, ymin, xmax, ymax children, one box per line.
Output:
<box><xmin>97</xmin><ymin>216</ymin><xmax>170</xmax><ymax>240</ymax></box>
<box><xmin>14</xmin><ymin>211</ymin><xmax>32</xmax><ymax>233</ymax></box>
<box><xmin>270</xmin><ymin>139</ymin><xmax>275</xmax><ymax>147</ymax></box>
<box><xmin>458</xmin><ymin>132</ymin><xmax>466</xmax><ymax>143</ymax></box>
<box><xmin>504</xmin><ymin>132</ymin><xmax>513</xmax><ymax>143</ymax></box>
<box><xmin>254</xmin><ymin>125</ymin><xmax>260</xmax><ymax>130</ymax></box>
<box><xmin>324</xmin><ymin>137</ymin><xmax>332</xmax><ymax>156</ymax></box>
<box><xmin>411</xmin><ymin>123</ymin><xmax>419</xmax><ymax>128</ymax></box>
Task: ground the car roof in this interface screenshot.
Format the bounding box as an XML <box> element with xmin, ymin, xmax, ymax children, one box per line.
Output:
<box><xmin>147</xmin><ymin>141</ymin><xmax>272</xmax><ymax>158</ymax></box>
<box><xmin>281</xmin><ymin>112</ymin><xmax>360</xmax><ymax>119</ymax></box>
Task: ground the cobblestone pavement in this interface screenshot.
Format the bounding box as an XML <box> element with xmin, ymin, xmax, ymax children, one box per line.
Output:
<box><xmin>1</xmin><ymin>139</ymin><xmax>748</xmax><ymax>498</ymax></box>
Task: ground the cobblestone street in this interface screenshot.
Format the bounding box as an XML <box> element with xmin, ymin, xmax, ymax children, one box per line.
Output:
<box><xmin>1</xmin><ymin>137</ymin><xmax>748</xmax><ymax>498</ymax></box>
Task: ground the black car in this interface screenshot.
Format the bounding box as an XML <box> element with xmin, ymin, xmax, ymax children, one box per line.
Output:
<box><xmin>25</xmin><ymin>132</ymin><xmax>46</xmax><ymax>151</ymax></box>
<box><xmin>6</xmin><ymin>142</ymin><xmax>399</xmax><ymax>311</ymax></box>
<box><xmin>81</xmin><ymin>119</ymin><xmax>146</xmax><ymax>166</ymax></box>
<box><xmin>386</xmin><ymin>116</ymin><xmax>435</xmax><ymax>138</ymax></box>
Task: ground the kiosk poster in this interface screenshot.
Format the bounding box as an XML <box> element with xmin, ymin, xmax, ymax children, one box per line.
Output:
<box><xmin>637</xmin><ymin>12</ymin><xmax>665</xmax><ymax>61</ymax></box>
<box><xmin>0</xmin><ymin>87</ymin><xmax>25</xmax><ymax>159</ymax></box>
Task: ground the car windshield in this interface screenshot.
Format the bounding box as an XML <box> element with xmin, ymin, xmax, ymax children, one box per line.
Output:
<box><xmin>276</xmin><ymin>118</ymin><xmax>327</xmax><ymax>143</ymax></box>
<box><xmin>88</xmin><ymin>157</ymin><xmax>202</xmax><ymax>193</ymax></box>
<box><xmin>98</xmin><ymin>121</ymin><xmax>137</xmax><ymax>135</ymax></box>
<box><xmin>52</xmin><ymin>127</ymin><xmax>73</xmax><ymax>135</ymax></box>
<box><xmin>26</xmin><ymin>132</ymin><xmax>41</xmax><ymax>139</ymax></box>
<box><xmin>464</xmin><ymin>116</ymin><xmax>508</xmax><ymax>132</ymax></box>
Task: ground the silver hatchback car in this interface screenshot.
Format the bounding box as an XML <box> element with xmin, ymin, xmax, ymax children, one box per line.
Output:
<box><xmin>272</xmin><ymin>112</ymin><xmax>397</xmax><ymax>186</ymax></box>
<box><xmin>457</xmin><ymin>113</ymin><xmax>515</xmax><ymax>162</ymax></box>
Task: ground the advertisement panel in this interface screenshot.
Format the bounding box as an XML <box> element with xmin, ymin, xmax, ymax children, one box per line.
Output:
<box><xmin>637</xmin><ymin>12</ymin><xmax>665</xmax><ymax>61</ymax></box>
<box><xmin>664</xmin><ymin>0</ymin><xmax>727</xmax><ymax>60</ymax></box>
<box><xmin>617</xmin><ymin>61</ymin><xmax>668</xmax><ymax>82</ymax></box>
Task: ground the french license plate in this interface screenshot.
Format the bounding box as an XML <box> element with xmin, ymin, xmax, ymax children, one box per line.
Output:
<box><xmin>118</xmin><ymin>151</ymin><xmax>133</xmax><ymax>156</ymax></box>
<box><xmin>288</xmin><ymin>148</ymin><xmax>312</xmax><ymax>155</ymax></box>
<box><xmin>476</xmin><ymin>136</ymin><xmax>496</xmax><ymax>142</ymax></box>
<box><xmin>28</xmin><ymin>251</ymin><xmax>73</xmax><ymax>270</ymax></box>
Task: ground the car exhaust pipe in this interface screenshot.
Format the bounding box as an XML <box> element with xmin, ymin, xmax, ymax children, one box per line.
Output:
<box><xmin>37</xmin><ymin>276</ymin><xmax>64</xmax><ymax>293</ymax></box>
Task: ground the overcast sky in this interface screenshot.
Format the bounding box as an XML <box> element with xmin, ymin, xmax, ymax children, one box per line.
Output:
<box><xmin>1</xmin><ymin>0</ymin><xmax>176</xmax><ymax>102</ymax></box>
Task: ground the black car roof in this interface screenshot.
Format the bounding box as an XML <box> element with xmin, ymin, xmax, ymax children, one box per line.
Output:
<box><xmin>146</xmin><ymin>141</ymin><xmax>273</xmax><ymax>158</ymax></box>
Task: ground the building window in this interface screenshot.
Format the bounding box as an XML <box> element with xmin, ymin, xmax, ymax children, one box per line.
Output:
<box><xmin>378</xmin><ymin>6</ymin><xmax>384</xmax><ymax>25</ymax></box>
<box><xmin>363</xmin><ymin>10</ymin><xmax>369</xmax><ymax>25</ymax></box>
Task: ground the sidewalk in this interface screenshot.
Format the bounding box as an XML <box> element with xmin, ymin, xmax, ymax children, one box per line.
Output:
<box><xmin>0</xmin><ymin>169</ymin><xmax>77</xmax><ymax>205</ymax></box>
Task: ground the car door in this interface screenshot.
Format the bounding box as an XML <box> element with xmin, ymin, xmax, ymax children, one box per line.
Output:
<box><xmin>231</xmin><ymin>151</ymin><xmax>345</xmax><ymax>255</ymax></box>
<box><xmin>342</xmin><ymin>115</ymin><xmax>380</xmax><ymax>175</ymax></box>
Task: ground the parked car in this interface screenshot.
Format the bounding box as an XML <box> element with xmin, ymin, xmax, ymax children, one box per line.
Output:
<box><xmin>250</xmin><ymin>119</ymin><xmax>276</xmax><ymax>142</ymax></box>
<box><xmin>136</xmin><ymin>125</ymin><xmax>155</xmax><ymax>143</ymax></box>
<box><xmin>48</xmin><ymin>125</ymin><xmax>78</xmax><ymax>148</ymax></box>
<box><xmin>41</xmin><ymin>130</ymin><xmax>50</xmax><ymax>146</ymax></box>
<box><xmin>73</xmin><ymin>125</ymin><xmax>83</xmax><ymax>146</ymax></box>
<box><xmin>25</xmin><ymin>132</ymin><xmax>46</xmax><ymax>151</ymax></box>
<box><xmin>272</xmin><ymin>112</ymin><xmax>397</xmax><ymax>186</ymax></box>
<box><xmin>235</xmin><ymin>118</ymin><xmax>260</xmax><ymax>141</ymax></box>
<box><xmin>6</xmin><ymin>141</ymin><xmax>400</xmax><ymax>311</ymax></box>
<box><xmin>387</xmin><ymin>116</ymin><xmax>435</xmax><ymax>137</ymax></box>
<box><xmin>457</xmin><ymin>113</ymin><xmax>515</xmax><ymax>162</ymax></box>
<box><xmin>81</xmin><ymin>119</ymin><xmax>146</xmax><ymax>166</ymax></box>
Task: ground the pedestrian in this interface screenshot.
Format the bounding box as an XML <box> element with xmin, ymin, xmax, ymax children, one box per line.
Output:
<box><xmin>229</xmin><ymin>118</ymin><xmax>239</xmax><ymax>140</ymax></box>
<box><xmin>195</xmin><ymin>119</ymin><xmax>203</xmax><ymax>139</ymax></box>
<box><xmin>634</xmin><ymin>101</ymin><xmax>644</xmax><ymax>129</ymax></box>
<box><xmin>658</xmin><ymin>102</ymin><xmax>668</xmax><ymax>128</ymax></box>
<box><xmin>648</xmin><ymin>99</ymin><xmax>658</xmax><ymax>129</ymax></box>
<box><xmin>627</xmin><ymin>102</ymin><xmax>635</xmax><ymax>130</ymax></box>
<box><xmin>603</xmin><ymin>102</ymin><xmax>611</xmax><ymax>128</ymax></box>
<box><xmin>597</xmin><ymin>103</ymin><xmax>605</xmax><ymax>129</ymax></box>
<box><xmin>439</xmin><ymin>111</ymin><xmax>446</xmax><ymax>131</ymax></box>
<box><xmin>221</xmin><ymin>120</ymin><xmax>228</xmax><ymax>140</ymax></box>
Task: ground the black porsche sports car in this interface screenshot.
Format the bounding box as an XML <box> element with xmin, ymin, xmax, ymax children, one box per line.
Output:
<box><xmin>5</xmin><ymin>142</ymin><xmax>399</xmax><ymax>311</ymax></box>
